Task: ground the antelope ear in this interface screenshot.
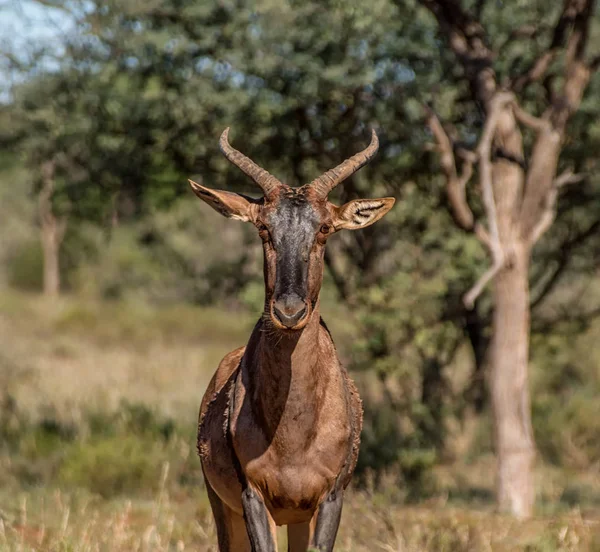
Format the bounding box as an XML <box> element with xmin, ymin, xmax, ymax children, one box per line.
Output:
<box><xmin>332</xmin><ymin>197</ymin><xmax>395</xmax><ymax>230</ymax></box>
<box><xmin>189</xmin><ymin>179</ymin><xmax>259</xmax><ymax>222</ymax></box>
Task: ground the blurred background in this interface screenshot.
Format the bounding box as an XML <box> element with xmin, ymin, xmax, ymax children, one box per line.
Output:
<box><xmin>1</xmin><ymin>0</ymin><xmax>600</xmax><ymax>550</ymax></box>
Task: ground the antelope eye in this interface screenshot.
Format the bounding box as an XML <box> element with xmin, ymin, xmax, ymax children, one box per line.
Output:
<box><xmin>320</xmin><ymin>224</ymin><xmax>331</xmax><ymax>234</ymax></box>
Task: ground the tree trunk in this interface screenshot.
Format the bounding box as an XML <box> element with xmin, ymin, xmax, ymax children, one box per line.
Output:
<box><xmin>490</xmin><ymin>241</ymin><xmax>535</xmax><ymax>518</ymax></box>
<box><xmin>39</xmin><ymin>160</ymin><xmax>66</xmax><ymax>298</ymax></box>
<box><xmin>41</xmin><ymin>223</ymin><xmax>61</xmax><ymax>297</ymax></box>
<box><xmin>419</xmin><ymin>0</ymin><xmax>595</xmax><ymax>520</ymax></box>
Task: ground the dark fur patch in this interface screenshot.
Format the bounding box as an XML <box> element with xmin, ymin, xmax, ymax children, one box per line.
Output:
<box><xmin>266</xmin><ymin>195</ymin><xmax>321</xmax><ymax>304</ymax></box>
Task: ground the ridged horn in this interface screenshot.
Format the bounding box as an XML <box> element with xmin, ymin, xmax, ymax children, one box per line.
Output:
<box><xmin>219</xmin><ymin>128</ymin><xmax>282</xmax><ymax>199</ymax></box>
<box><xmin>309</xmin><ymin>129</ymin><xmax>379</xmax><ymax>198</ymax></box>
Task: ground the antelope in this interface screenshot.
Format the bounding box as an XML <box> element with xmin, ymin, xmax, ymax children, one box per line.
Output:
<box><xmin>191</xmin><ymin>128</ymin><xmax>394</xmax><ymax>552</ymax></box>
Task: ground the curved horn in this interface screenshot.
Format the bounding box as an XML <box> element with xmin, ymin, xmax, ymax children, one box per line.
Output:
<box><xmin>309</xmin><ymin>129</ymin><xmax>379</xmax><ymax>199</ymax></box>
<box><xmin>219</xmin><ymin>128</ymin><xmax>282</xmax><ymax>199</ymax></box>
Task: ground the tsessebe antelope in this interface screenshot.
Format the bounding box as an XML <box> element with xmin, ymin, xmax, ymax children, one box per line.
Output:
<box><xmin>191</xmin><ymin>128</ymin><xmax>394</xmax><ymax>552</ymax></box>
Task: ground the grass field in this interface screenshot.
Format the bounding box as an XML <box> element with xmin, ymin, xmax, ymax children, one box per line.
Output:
<box><xmin>1</xmin><ymin>290</ymin><xmax>600</xmax><ymax>551</ymax></box>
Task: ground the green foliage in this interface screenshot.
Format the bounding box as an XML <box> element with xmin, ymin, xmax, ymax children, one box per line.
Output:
<box><xmin>531</xmin><ymin>322</ymin><xmax>600</xmax><ymax>470</ymax></box>
<box><xmin>6</xmin><ymin>240</ymin><xmax>44</xmax><ymax>292</ymax></box>
<box><xmin>67</xmin><ymin>201</ymin><xmax>262</xmax><ymax>304</ymax></box>
<box><xmin>58</xmin><ymin>435</ymin><xmax>160</xmax><ymax>498</ymax></box>
<box><xmin>349</xmin><ymin>182</ymin><xmax>484</xmax><ymax>479</ymax></box>
<box><xmin>356</xmin><ymin>372</ymin><xmax>439</xmax><ymax>498</ymax></box>
<box><xmin>85</xmin><ymin>401</ymin><xmax>176</xmax><ymax>441</ymax></box>
<box><xmin>0</xmin><ymin>397</ymin><xmax>194</xmax><ymax>498</ymax></box>
<box><xmin>74</xmin><ymin>228</ymin><xmax>164</xmax><ymax>301</ymax></box>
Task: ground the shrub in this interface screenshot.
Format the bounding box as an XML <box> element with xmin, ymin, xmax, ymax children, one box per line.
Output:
<box><xmin>355</xmin><ymin>372</ymin><xmax>438</xmax><ymax>499</ymax></box>
<box><xmin>531</xmin><ymin>327</ymin><xmax>600</xmax><ymax>470</ymax></box>
<box><xmin>6</xmin><ymin>239</ymin><xmax>44</xmax><ymax>291</ymax></box>
<box><xmin>58</xmin><ymin>434</ymin><xmax>160</xmax><ymax>497</ymax></box>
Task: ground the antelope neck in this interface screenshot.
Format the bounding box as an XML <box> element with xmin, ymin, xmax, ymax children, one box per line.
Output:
<box><xmin>251</xmin><ymin>303</ymin><xmax>325</xmax><ymax>431</ymax></box>
<box><xmin>261</xmin><ymin>307</ymin><xmax>320</xmax><ymax>367</ymax></box>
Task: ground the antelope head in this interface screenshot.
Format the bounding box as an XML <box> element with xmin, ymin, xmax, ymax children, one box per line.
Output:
<box><xmin>190</xmin><ymin>128</ymin><xmax>395</xmax><ymax>331</ymax></box>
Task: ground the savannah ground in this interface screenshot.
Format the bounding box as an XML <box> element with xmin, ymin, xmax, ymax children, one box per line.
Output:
<box><xmin>1</xmin><ymin>290</ymin><xmax>600</xmax><ymax>552</ymax></box>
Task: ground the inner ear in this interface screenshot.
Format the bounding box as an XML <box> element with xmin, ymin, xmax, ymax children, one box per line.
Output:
<box><xmin>189</xmin><ymin>179</ymin><xmax>260</xmax><ymax>222</ymax></box>
<box><xmin>332</xmin><ymin>197</ymin><xmax>395</xmax><ymax>230</ymax></box>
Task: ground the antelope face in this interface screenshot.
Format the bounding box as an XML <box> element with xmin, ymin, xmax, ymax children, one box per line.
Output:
<box><xmin>258</xmin><ymin>189</ymin><xmax>329</xmax><ymax>330</ymax></box>
<box><xmin>190</xmin><ymin>129</ymin><xmax>395</xmax><ymax>331</ymax></box>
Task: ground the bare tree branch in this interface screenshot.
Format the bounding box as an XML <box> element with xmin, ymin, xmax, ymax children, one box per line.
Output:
<box><xmin>512</xmin><ymin>52</ymin><xmax>556</xmax><ymax>93</ymax></box>
<box><xmin>462</xmin><ymin>92</ymin><xmax>513</xmax><ymax>308</ymax></box>
<box><xmin>455</xmin><ymin>146</ymin><xmax>478</xmax><ymax>164</ymax></box>
<box><xmin>425</xmin><ymin>106</ymin><xmax>477</xmax><ymax>231</ymax></box>
<box><xmin>512</xmin><ymin>101</ymin><xmax>550</xmax><ymax>133</ymax></box>
<box><xmin>519</xmin><ymin>0</ymin><xmax>595</xmax><ymax>241</ymax></box>
<box><xmin>565</xmin><ymin>0</ymin><xmax>596</xmax><ymax>67</ymax></box>
<box><xmin>464</xmin><ymin>255</ymin><xmax>504</xmax><ymax>309</ymax></box>
<box><xmin>550</xmin><ymin>0</ymin><xmax>595</xmax><ymax>130</ymax></box>
<box><xmin>425</xmin><ymin>93</ymin><xmax>515</xmax><ymax>308</ymax></box>
<box><xmin>475</xmin><ymin>92</ymin><xmax>513</xmax><ymax>243</ymax></box>
<box><xmin>528</xmin><ymin>186</ymin><xmax>559</xmax><ymax>245</ymax></box>
<box><xmin>418</xmin><ymin>0</ymin><xmax>497</xmax><ymax>106</ymax></box>
<box><xmin>527</xmin><ymin>170</ymin><xmax>585</xmax><ymax>245</ymax></box>
<box><xmin>554</xmin><ymin>169</ymin><xmax>586</xmax><ymax>187</ymax></box>
<box><xmin>511</xmin><ymin>0</ymin><xmax>588</xmax><ymax>92</ymax></box>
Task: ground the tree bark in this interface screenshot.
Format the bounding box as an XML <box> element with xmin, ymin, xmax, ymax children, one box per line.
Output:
<box><xmin>487</xmin><ymin>102</ymin><xmax>536</xmax><ymax>518</ymax></box>
<box><xmin>490</xmin><ymin>241</ymin><xmax>535</xmax><ymax>518</ymax></box>
<box><xmin>39</xmin><ymin>160</ymin><xmax>66</xmax><ymax>297</ymax></box>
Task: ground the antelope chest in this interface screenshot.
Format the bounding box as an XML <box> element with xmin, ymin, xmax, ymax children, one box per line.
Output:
<box><xmin>231</xmin><ymin>392</ymin><xmax>352</xmax><ymax>523</ymax></box>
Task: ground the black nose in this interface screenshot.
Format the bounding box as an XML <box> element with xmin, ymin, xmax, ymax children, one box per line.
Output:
<box><xmin>273</xmin><ymin>297</ymin><xmax>307</xmax><ymax>328</ymax></box>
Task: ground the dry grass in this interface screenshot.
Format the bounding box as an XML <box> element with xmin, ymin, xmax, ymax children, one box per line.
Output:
<box><xmin>1</xmin><ymin>486</ymin><xmax>599</xmax><ymax>552</ymax></box>
<box><xmin>0</xmin><ymin>290</ymin><xmax>254</xmax><ymax>421</ymax></box>
<box><xmin>1</xmin><ymin>289</ymin><xmax>600</xmax><ymax>551</ymax></box>
<box><xmin>0</xmin><ymin>473</ymin><xmax>216</xmax><ymax>552</ymax></box>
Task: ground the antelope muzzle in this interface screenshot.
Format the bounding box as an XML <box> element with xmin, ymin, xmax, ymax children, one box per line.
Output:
<box><xmin>271</xmin><ymin>293</ymin><xmax>310</xmax><ymax>330</ymax></box>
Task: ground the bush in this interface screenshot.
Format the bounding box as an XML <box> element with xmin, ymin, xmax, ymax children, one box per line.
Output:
<box><xmin>6</xmin><ymin>239</ymin><xmax>44</xmax><ymax>291</ymax></box>
<box><xmin>58</xmin><ymin>435</ymin><xmax>160</xmax><ymax>497</ymax></box>
<box><xmin>355</xmin><ymin>372</ymin><xmax>438</xmax><ymax>500</ymax></box>
<box><xmin>531</xmin><ymin>327</ymin><xmax>600</xmax><ymax>470</ymax></box>
<box><xmin>86</xmin><ymin>401</ymin><xmax>176</xmax><ymax>441</ymax></box>
<box><xmin>0</xmin><ymin>398</ymin><xmax>186</xmax><ymax>495</ymax></box>
<box><xmin>73</xmin><ymin>227</ymin><xmax>163</xmax><ymax>300</ymax></box>
<box><xmin>68</xmin><ymin>201</ymin><xmax>263</xmax><ymax>306</ymax></box>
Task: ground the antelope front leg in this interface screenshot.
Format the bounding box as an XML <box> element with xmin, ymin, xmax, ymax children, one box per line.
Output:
<box><xmin>241</xmin><ymin>487</ymin><xmax>277</xmax><ymax>552</ymax></box>
<box><xmin>311</xmin><ymin>489</ymin><xmax>344</xmax><ymax>552</ymax></box>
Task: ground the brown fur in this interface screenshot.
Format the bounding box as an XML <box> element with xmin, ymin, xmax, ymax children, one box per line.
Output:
<box><xmin>198</xmin><ymin>314</ymin><xmax>363</xmax><ymax>533</ymax></box>
<box><xmin>192</xmin><ymin>130</ymin><xmax>393</xmax><ymax>551</ymax></box>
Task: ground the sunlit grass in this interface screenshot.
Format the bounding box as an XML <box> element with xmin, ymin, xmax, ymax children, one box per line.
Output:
<box><xmin>1</xmin><ymin>288</ymin><xmax>600</xmax><ymax>551</ymax></box>
<box><xmin>1</xmin><ymin>486</ymin><xmax>599</xmax><ymax>551</ymax></box>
